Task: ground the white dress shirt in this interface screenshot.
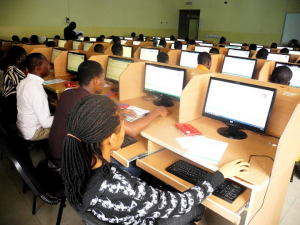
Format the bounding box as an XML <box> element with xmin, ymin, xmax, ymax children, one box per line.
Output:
<box><xmin>16</xmin><ymin>73</ymin><xmax>53</xmax><ymax>140</ymax></box>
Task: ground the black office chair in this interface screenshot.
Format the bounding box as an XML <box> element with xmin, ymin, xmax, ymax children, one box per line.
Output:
<box><xmin>0</xmin><ymin>133</ymin><xmax>66</xmax><ymax>225</ymax></box>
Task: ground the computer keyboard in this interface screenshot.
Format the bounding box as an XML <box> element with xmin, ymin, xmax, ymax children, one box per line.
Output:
<box><xmin>166</xmin><ymin>160</ymin><xmax>245</xmax><ymax>203</ymax></box>
<box><xmin>124</xmin><ymin>106</ymin><xmax>149</xmax><ymax>122</ymax></box>
<box><xmin>121</xmin><ymin>135</ymin><xmax>137</xmax><ymax>148</ymax></box>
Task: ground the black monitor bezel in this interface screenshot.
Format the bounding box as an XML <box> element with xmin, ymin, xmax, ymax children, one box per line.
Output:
<box><xmin>105</xmin><ymin>56</ymin><xmax>134</xmax><ymax>82</ymax></box>
<box><xmin>202</xmin><ymin>77</ymin><xmax>277</xmax><ymax>135</ymax></box>
<box><xmin>139</xmin><ymin>47</ymin><xmax>160</xmax><ymax>62</ymax></box>
<box><xmin>179</xmin><ymin>50</ymin><xmax>200</xmax><ymax>68</ymax></box>
<box><xmin>143</xmin><ymin>63</ymin><xmax>186</xmax><ymax>102</ymax></box>
<box><xmin>50</xmin><ymin>48</ymin><xmax>66</xmax><ymax>65</ymax></box>
<box><xmin>221</xmin><ymin>55</ymin><xmax>257</xmax><ymax>79</ymax></box>
<box><xmin>66</xmin><ymin>52</ymin><xmax>87</xmax><ymax>74</ymax></box>
<box><xmin>227</xmin><ymin>48</ymin><xmax>250</xmax><ymax>58</ymax></box>
<box><xmin>267</xmin><ymin>53</ymin><xmax>291</xmax><ymax>62</ymax></box>
<box><xmin>122</xmin><ymin>45</ymin><xmax>133</xmax><ymax>58</ymax></box>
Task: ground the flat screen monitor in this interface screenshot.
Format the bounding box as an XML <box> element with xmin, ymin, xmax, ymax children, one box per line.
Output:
<box><xmin>202</xmin><ymin>77</ymin><xmax>277</xmax><ymax>139</ymax></box>
<box><xmin>230</xmin><ymin>43</ymin><xmax>242</xmax><ymax>46</ymax></box>
<box><xmin>106</xmin><ymin>56</ymin><xmax>133</xmax><ymax>83</ymax></box>
<box><xmin>227</xmin><ymin>49</ymin><xmax>250</xmax><ymax>58</ymax></box>
<box><xmin>72</xmin><ymin>40</ymin><xmax>81</xmax><ymax>50</ymax></box>
<box><xmin>257</xmin><ymin>45</ymin><xmax>263</xmax><ymax>48</ymax></box>
<box><xmin>257</xmin><ymin>47</ymin><xmax>270</xmax><ymax>52</ymax></box>
<box><xmin>277</xmin><ymin>46</ymin><xmax>293</xmax><ymax>50</ymax></box>
<box><xmin>67</xmin><ymin>52</ymin><xmax>87</xmax><ymax>74</ymax></box>
<box><xmin>122</xmin><ymin>46</ymin><xmax>133</xmax><ymax>58</ymax></box>
<box><xmin>47</xmin><ymin>38</ymin><xmax>54</xmax><ymax>41</ymax></box>
<box><xmin>200</xmin><ymin>43</ymin><xmax>213</xmax><ymax>47</ymax></box>
<box><xmin>171</xmin><ymin>44</ymin><xmax>188</xmax><ymax>50</ymax></box>
<box><xmin>267</xmin><ymin>53</ymin><xmax>290</xmax><ymax>62</ymax></box>
<box><xmin>275</xmin><ymin>62</ymin><xmax>300</xmax><ymax>88</ymax></box>
<box><xmin>179</xmin><ymin>50</ymin><xmax>199</xmax><ymax>68</ymax></box>
<box><xmin>50</xmin><ymin>48</ymin><xmax>65</xmax><ymax>64</ymax></box>
<box><xmin>139</xmin><ymin>48</ymin><xmax>160</xmax><ymax>62</ymax></box>
<box><xmin>195</xmin><ymin>40</ymin><xmax>203</xmax><ymax>43</ymax></box>
<box><xmin>289</xmin><ymin>50</ymin><xmax>300</xmax><ymax>55</ymax></box>
<box><xmin>83</xmin><ymin>42</ymin><xmax>94</xmax><ymax>51</ymax></box>
<box><xmin>194</xmin><ymin>46</ymin><xmax>212</xmax><ymax>53</ymax></box>
<box><xmin>133</xmin><ymin>41</ymin><xmax>141</xmax><ymax>45</ymax></box>
<box><xmin>153</xmin><ymin>37</ymin><xmax>161</xmax><ymax>40</ymax></box>
<box><xmin>124</xmin><ymin>37</ymin><xmax>133</xmax><ymax>40</ymax></box>
<box><xmin>165</xmin><ymin>37</ymin><xmax>170</xmax><ymax>41</ymax></box>
<box><xmin>221</xmin><ymin>56</ymin><xmax>257</xmax><ymax>79</ymax></box>
<box><xmin>121</xmin><ymin>40</ymin><xmax>127</xmax><ymax>44</ymax></box>
<box><xmin>80</xmin><ymin>37</ymin><xmax>84</xmax><ymax>41</ymax></box>
<box><xmin>225</xmin><ymin>45</ymin><xmax>241</xmax><ymax>49</ymax></box>
<box><xmin>104</xmin><ymin>38</ymin><xmax>112</xmax><ymax>43</ymax></box>
<box><xmin>58</xmin><ymin>39</ymin><xmax>67</xmax><ymax>48</ymax></box>
<box><xmin>166</xmin><ymin>41</ymin><xmax>174</xmax><ymax>44</ymax></box>
<box><xmin>177</xmin><ymin>39</ymin><xmax>185</xmax><ymax>41</ymax></box>
<box><xmin>144</xmin><ymin>63</ymin><xmax>186</xmax><ymax>107</ymax></box>
<box><xmin>89</xmin><ymin>37</ymin><xmax>97</xmax><ymax>42</ymax></box>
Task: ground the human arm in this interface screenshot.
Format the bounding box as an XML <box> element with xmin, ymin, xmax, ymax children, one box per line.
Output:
<box><xmin>124</xmin><ymin>106</ymin><xmax>168</xmax><ymax>137</ymax></box>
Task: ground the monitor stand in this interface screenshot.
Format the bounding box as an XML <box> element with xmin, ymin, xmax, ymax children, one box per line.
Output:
<box><xmin>217</xmin><ymin>126</ymin><xmax>247</xmax><ymax>140</ymax></box>
<box><xmin>153</xmin><ymin>97</ymin><xmax>174</xmax><ymax>107</ymax></box>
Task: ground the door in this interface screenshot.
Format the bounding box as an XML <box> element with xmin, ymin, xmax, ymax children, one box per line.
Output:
<box><xmin>178</xmin><ymin>10</ymin><xmax>200</xmax><ymax>40</ymax></box>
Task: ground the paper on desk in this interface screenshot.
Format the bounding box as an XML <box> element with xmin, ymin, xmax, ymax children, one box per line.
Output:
<box><xmin>180</xmin><ymin>136</ymin><xmax>228</xmax><ymax>164</ymax></box>
<box><xmin>104</xmin><ymin>83</ymin><xmax>111</xmax><ymax>88</ymax></box>
<box><xmin>43</xmin><ymin>79</ymin><xmax>66</xmax><ymax>85</ymax></box>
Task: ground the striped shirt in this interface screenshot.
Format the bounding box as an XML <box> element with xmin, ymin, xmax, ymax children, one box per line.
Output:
<box><xmin>2</xmin><ymin>65</ymin><xmax>26</xmax><ymax>97</ymax></box>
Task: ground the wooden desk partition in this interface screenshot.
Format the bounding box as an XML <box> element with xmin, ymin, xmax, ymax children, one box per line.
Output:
<box><xmin>54</xmin><ymin>39</ymin><xmax>58</xmax><ymax>47</ymax></box>
<box><xmin>22</xmin><ymin>45</ymin><xmax>46</xmax><ymax>54</ymax></box>
<box><xmin>210</xmin><ymin>54</ymin><xmax>224</xmax><ymax>73</ymax></box>
<box><xmin>64</xmin><ymin>40</ymin><xmax>72</xmax><ymax>49</ymax></box>
<box><xmin>167</xmin><ymin>49</ymin><xmax>181</xmax><ymax>65</ymax></box>
<box><xmin>186</xmin><ymin>45</ymin><xmax>195</xmax><ymax>51</ymax></box>
<box><xmin>218</xmin><ymin>48</ymin><xmax>229</xmax><ymax>55</ymax></box>
<box><xmin>53</xmin><ymin>51</ymin><xmax>71</xmax><ymax>77</ymax></box>
<box><xmin>88</xmin><ymin>55</ymin><xmax>108</xmax><ymax>74</ymax></box>
<box><xmin>29</xmin><ymin>47</ymin><xmax>52</xmax><ymax>62</ymax></box>
<box><xmin>252</xmin><ymin>58</ymin><xmax>267</xmax><ymax>80</ymax></box>
<box><xmin>105</xmin><ymin>44</ymin><xmax>113</xmax><ymax>55</ymax></box>
<box><xmin>258</xmin><ymin>61</ymin><xmax>275</xmax><ymax>81</ymax></box>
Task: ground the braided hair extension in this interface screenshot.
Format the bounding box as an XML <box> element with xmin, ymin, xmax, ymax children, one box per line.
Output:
<box><xmin>61</xmin><ymin>95</ymin><xmax>122</xmax><ymax>207</ymax></box>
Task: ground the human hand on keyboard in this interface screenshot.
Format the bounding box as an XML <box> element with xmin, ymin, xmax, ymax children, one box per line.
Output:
<box><xmin>218</xmin><ymin>159</ymin><xmax>250</xmax><ymax>179</ymax></box>
<box><xmin>122</xmin><ymin>109</ymin><xmax>137</xmax><ymax>118</ymax></box>
<box><xmin>154</xmin><ymin>106</ymin><xmax>168</xmax><ymax>117</ymax></box>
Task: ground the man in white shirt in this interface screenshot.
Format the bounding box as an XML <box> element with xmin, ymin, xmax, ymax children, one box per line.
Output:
<box><xmin>17</xmin><ymin>53</ymin><xmax>53</xmax><ymax>140</ymax></box>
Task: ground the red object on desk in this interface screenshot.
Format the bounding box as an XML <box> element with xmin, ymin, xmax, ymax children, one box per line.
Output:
<box><xmin>175</xmin><ymin>123</ymin><xmax>203</xmax><ymax>136</ymax></box>
<box><xmin>64</xmin><ymin>81</ymin><xmax>78</xmax><ymax>88</ymax></box>
<box><xmin>105</xmin><ymin>92</ymin><xmax>118</xmax><ymax>98</ymax></box>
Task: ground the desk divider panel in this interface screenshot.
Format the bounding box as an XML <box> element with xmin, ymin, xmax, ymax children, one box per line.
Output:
<box><xmin>167</xmin><ymin>49</ymin><xmax>181</xmax><ymax>65</ymax></box>
<box><xmin>125</xmin><ymin>40</ymin><xmax>133</xmax><ymax>45</ymax></box>
<box><xmin>270</xmin><ymin>48</ymin><xmax>277</xmax><ymax>53</ymax></box>
<box><xmin>88</xmin><ymin>55</ymin><xmax>108</xmax><ymax>74</ymax></box>
<box><xmin>53</xmin><ymin>51</ymin><xmax>71</xmax><ymax>77</ymax></box>
<box><xmin>29</xmin><ymin>47</ymin><xmax>52</xmax><ymax>62</ymax></box>
<box><xmin>258</xmin><ymin>61</ymin><xmax>275</xmax><ymax>81</ymax></box>
<box><xmin>252</xmin><ymin>58</ymin><xmax>267</xmax><ymax>80</ymax></box>
<box><xmin>54</xmin><ymin>39</ymin><xmax>58</xmax><ymax>47</ymax></box>
<box><xmin>77</xmin><ymin>42</ymin><xmax>84</xmax><ymax>50</ymax></box>
<box><xmin>138</xmin><ymin>41</ymin><xmax>154</xmax><ymax>47</ymax></box>
<box><xmin>119</xmin><ymin>62</ymin><xmax>146</xmax><ymax>101</ymax></box>
<box><xmin>290</xmin><ymin>54</ymin><xmax>299</xmax><ymax>63</ymax></box>
<box><xmin>218</xmin><ymin>47</ymin><xmax>229</xmax><ymax>55</ymax></box>
<box><xmin>105</xmin><ymin>44</ymin><xmax>113</xmax><ymax>55</ymax></box>
<box><xmin>166</xmin><ymin>43</ymin><xmax>172</xmax><ymax>49</ymax></box>
<box><xmin>1</xmin><ymin>42</ymin><xmax>11</xmax><ymax>53</ymax></box>
<box><xmin>64</xmin><ymin>40</ymin><xmax>72</xmax><ymax>49</ymax></box>
<box><xmin>210</xmin><ymin>54</ymin><xmax>224</xmax><ymax>73</ymax></box>
<box><xmin>75</xmin><ymin>50</ymin><xmax>100</xmax><ymax>59</ymax></box>
<box><xmin>134</xmin><ymin>47</ymin><xmax>141</xmax><ymax>60</ymax></box>
<box><xmin>186</xmin><ymin>45</ymin><xmax>195</xmax><ymax>51</ymax></box>
<box><xmin>23</xmin><ymin>45</ymin><xmax>46</xmax><ymax>55</ymax></box>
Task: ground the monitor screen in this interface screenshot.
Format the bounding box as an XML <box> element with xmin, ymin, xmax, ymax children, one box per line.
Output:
<box><xmin>58</xmin><ymin>40</ymin><xmax>67</xmax><ymax>48</ymax></box>
<box><xmin>133</xmin><ymin>41</ymin><xmax>141</xmax><ymax>45</ymax></box>
<box><xmin>47</xmin><ymin>38</ymin><xmax>54</xmax><ymax>41</ymax></box>
<box><xmin>257</xmin><ymin>47</ymin><xmax>270</xmax><ymax>52</ymax></box>
<box><xmin>171</xmin><ymin>44</ymin><xmax>188</xmax><ymax>50</ymax></box>
<box><xmin>122</xmin><ymin>46</ymin><xmax>133</xmax><ymax>58</ymax></box>
<box><xmin>267</xmin><ymin>53</ymin><xmax>290</xmax><ymax>62</ymax></box>
<box><xmin>67</xmin><ymin>52</ymin><xmax>87</xmax><ymax>74</ymax></box>
<box><xmin>144</xmin><ymin>63</ymin><xmax>186</xmax><ymax>107</ymax></box>
<box><xmin>83</xmin><ymin>42</ymin><xmax>94</xmax><ymax>51</ymax></box>
<box><xmin>230</xmin><ymin>43</ymin><xmax>242</xmax><ymax>46</ymax></box>
<box><xmin>179</xmin><ymin>50</ymin><xmax>199</xmax><ymax>68</ymax></box>
<box><xmin>104</xmin><ymin>38</ymin><xmax>112</xmax><ymax>43</ymax></box>
<box><xmin>202</xmin><ymin>77</ymin><xmax>277</xmax><ymax>139</ymax></box>
<box><xmin>224</xmin><ymin>45</ymin><xmax>242</xmax><ymax>49</ymax></box>
<box><xmin>166</xmin><ymin>41</ymin><xmax>174</xmax><ymax>44</ymax></box>
<box><xmin>257</xmin><ymin>45</ymin><xmax>263</xmax><ymax>48</ymax></box>
<box><xmin>72</xmin><ymin>41</ymin><xmax>81</xmax><ymax>50</ymax></box>
<box><xmin>50</xmin><ymin>48</ymin><xmax>65</xmax><ymax>64</ymax></box>
<box><xmin>121</xmin><ymin>40</ymin><xmax>127</xmax><ymax>44</ymax></box>
<box><xmin>124</xmin><ymin>37</ymin><xmax>133</xmax><ymax>40</ymax></box>
<box><xmin>165</xmin><ymin>37</ymin><xmax>170</xmax><ymax>41</ymax></box>
<box><xmin>194</xmin><ymin>46</ymin><xmax>212</xmax><ymax>53</ymax></box>
<box><xmin>195</xmin><ymin>40</ymin><xmax>203</xmax><ymax>43</ymax></box>
<box><xmin>289</xmin><ymin>50</ymin><xmax>300</xmax><ymax>55</ymax></box>
<box><xmin>177</xmin><ymin>39</ymin><xmax>185</xmax><ymax>41</ymax></box>
<box><xmin>89</xmin><ymin>37</ymin><xmax>97</xmax><ymax>42</ymax></box>
<box><xmin>106</xmin><ymin>56</ymin><xmax>133</xmax><ymax>82</ymax></box>
<box><xmin>275</xmin><ymin>62</ymin><xmax>300</xmax><ymax>88</ymax></box>
<box><xmin>139</xmin><ymin>48</ymin><xmax>160</xmax><ymax>62</ymax></box>
<box><xmin>277</xmin><ymin>46</ymin><xmax>293</xmax><ymax>50</ymax></box>
<box><xmin>80</xmin><ymin>37</ymin><xmax>84</xmax><ymax>41</ymax></box>
<box><xmin>227</xmin><ymin>49</ymin><xmax>250</xmax><ymax>58</ymax></box>
<box><xmin>200</xmin><ymin>43</ymin><xmax>213</xmax><ymax>47</ymax></box>
<box><xmin>221</xmin><ymin>56</ymin><xmax>257</xmax><ymax>79</ymax></box>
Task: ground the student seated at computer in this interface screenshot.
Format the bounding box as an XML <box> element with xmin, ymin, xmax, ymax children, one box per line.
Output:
<box><xmin>64</xmin><ymin>22</ymin><xmax>83</xmax><ymax>40</ymax></box>
<box><xmin>280</xmin><ymin>48</ymin><xmax>289</xmax><ymax>54</ymax></box>
<box><xmin>30</xmin><ymin>35</ymin><xmax>39</xmax><ymax>44</ymax></box>
<box><xmin>61</xmin><ymin>94</ymin><xmax>249</xmax><ymax>225</ymax></box>
<box><xmin>17</xmin><ymin>53</ymin><xmax>53</xmax><ymax>141</ymax></box>
<box><xmin>158</xmin><ymin>39</ymin><xmax>166</xmax><ymax>48</ymax></box>
<box><xmin>218</xmin><ymin>36</ymin><xmax>226</xmax><ymax>47</ymax></box>
<box><xmin>113</xmin><ymin>36</ymin><xmax>121</xmax><ymax>44</ymax></box>
<box><xmin>21</xmin><ymin>37</ymin><xmax>29</xmax><ymax>43</ymax></box>
<box><xmin>94</xmin><ymin>44</ymin><xmax>105</xmax><ymax>54</ymax></box>
<box><xmin>54</xmin><ymin>35</ymin><xmax>60</xmax><ymax>39</ymax></box>
<box><xmin>12</xmin><ymin>35</ymin><xmax>20</xmax><ymax>42</ymax></box>
<box><xmin>157</xmin><ymin>52</ymin><xmax>169</xmax><ymax>64</ymax></box>
<box><xmin>84</xmin><ymin>37</ymin><xmax>90</xmax><ymax>42</ymax></box>
<box><xmin>112</xmin><ymin>43</ymin><xmax>123</xmax><ymax>56</ymax></box>
<box><xmin>196</xmin><ymin>52</ymin><xmax>211</xmax><ymax>71</ymax></box>
<box><xmin>256</xmin><ymin>48</ymin><xmax>268</xmax><ymax>59</ymax></box>
<box><xmin>271</xmin><ymin>43</ymin><xmax>278</xmax><ymax>49</ymax></box>
<box><xmin>249</xmin><ymin>44</ymin><xmax>257</xmax><ymax>51</ymax></box>
<box><xmin>1</xmin><ymin>46</ymin><xmax>27</xmax><ymax>123</ymax></box>
<box><xmin>170</xmin><ymin>35</ymin><xmax>175</xmax><ymax>41</ymax></box>
<box><xmin>48</xmin><ymin>61</ymin><xmax>168</xmax><ymax>173</ymax></box>
<box><xmin>269</xmin><ymin>66</ymin><xmax>293</xmax><ymax>85</ymax></box>
<box><xmin>174</xmin><ymin>41</ymin><xmax>182</xmax><ymax>49</ymax></box>
<box><xmin>209</xmin><ymin>48</ymin><xmax>219</xmax><ymax>54</ymax></box>
<box><xmin>189</xmin><ymin>40</ymin><xmax>196</xmax><ymax>45</ymax></box>
<box><xmin>46</xmin><ymin>41</ymin><xmax>55</xmax><ymax>47</ymax></box>
<box><xmin>137</xmin><ymin>34</ymin><xmax>144</xmax><ymax>41</ymax></box>
<box><xmin>131</xmin><ymin>32</ymin><xmax>136</xmax><ymax>39</ymax></box>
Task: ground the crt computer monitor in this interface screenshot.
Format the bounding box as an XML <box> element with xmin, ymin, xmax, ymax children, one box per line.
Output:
<box><xmin>83</xmin><ymin>42</ymin><xmax>94</xmax><ymax>51</ymax></box>
<box><xmin>225</xmin><ymin>45</ymin><xmax>241</xmax><ymax>49</ymax></box>
<box><xmin>139</xmin><ymin>48</ymin><xmax>160</xmax><ymax>62</ymax></box>
<box><xmin>144</xmin><ymin>63</ymin><xmax>186</xmax><ymax>107</ymax></box>
<box><xmin>267</xmin><ymin>53</ymin><xmax>290</xmax><ymax>62</ymax></box>
<box><xmin>221</xmin><ymin>56</ymin><xmax>257</xmax><ymax>79</ymax></box>
<box><xmin>179</xmin><ymin>50</ymin><xmax>199</xmax><ymax>68</ymax></box>
<box><xmin>72</xmin><ymin>40</ymin><xmax>81</xmax><ymax>50</ymax></box>
<box><xmin>67</xmin><ymin>52</ymin><xmax>87</xmax><ymax>74</ymax></box>
<box><xmin>58</xmin><ymin>39</ymin><xmax>67</xmax><ymax>48</ymax></box>
<box><xmin>227</xmin><ymin>49</ymin><xmax>250</xmax><ymax>58</ymax></box>
<box><xmin>202</xmin><ymin>77</ymin><xmax>277</xmax><ymax>139</ymax></box>
<box><xmin>275</xmin><ymin>62</ymin><xmax>300</xmax><ymax>88</ymax></box>
<box><xmin>200</xmin><ymin>43</ymin><xmax>213</xmax><ymax>47</ymax></box>
<box><xmin>194</xmin><ymin>46</ymin><xmax>212</xmax><ymax>53</ymax></box>
<box><xmin>50</xmin><ymin>48</ymin><xmax>65</xmax><ymax>65</ymax></box>
<box><xmin>229</xmin><ymin>43</ymin><xmax>242</xmax><ymax>46</ymax></box>
<box><xmin>122</xmin><ymin>46</ymin><xmax>133</xmax><ymax>58</ymax></box>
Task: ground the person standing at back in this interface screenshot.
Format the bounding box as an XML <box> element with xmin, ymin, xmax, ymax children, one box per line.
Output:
<box><xmin>64</xmin><ymin>22</ymin><xmax>82</xmax><ymax>40</ymax></box>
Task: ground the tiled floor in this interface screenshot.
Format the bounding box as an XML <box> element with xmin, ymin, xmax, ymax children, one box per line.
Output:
<box><xmin>0</xmin><ymin>149</ymin><xmax>300</xmax><ymax>225</ymax></box>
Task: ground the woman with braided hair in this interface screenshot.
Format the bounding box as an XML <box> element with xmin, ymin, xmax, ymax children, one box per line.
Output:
<box><xmin>61</xmin><ymin>95</ymin><xmax>250</xmax><ymax>225</ymax></box>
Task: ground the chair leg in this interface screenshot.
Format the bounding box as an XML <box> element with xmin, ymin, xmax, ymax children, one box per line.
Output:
<box><xmin>22</xmin><ymin>181</ymin><xmax>27</xmax><ymax>194</ymax></box>
<box><xmin>32</xmin><ymin>195</ymin><xmax>37</xmax><ymax>215</ymax></box>
<box><xmin>56</xmin><ymin>198</ymin><xmax>66</xmax><ymax>225</ymax></box>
